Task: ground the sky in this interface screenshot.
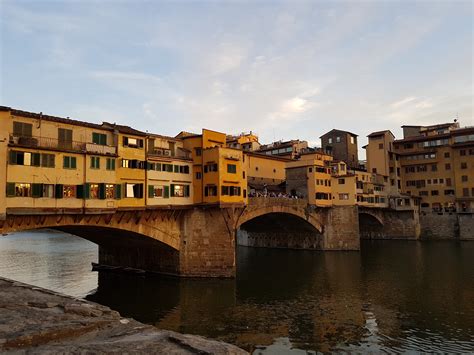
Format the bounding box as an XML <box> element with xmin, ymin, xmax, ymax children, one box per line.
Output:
<box><xmin>1</xmin><ymin>0</ymin><xmax>472</xmax><ymax>157</ymax></box>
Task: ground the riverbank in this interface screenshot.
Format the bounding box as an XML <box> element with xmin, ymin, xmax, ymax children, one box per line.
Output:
<box><xmin>0</xmin><ymin>277</ymin><xmax>247</xmax><ymax>354</ymax></box>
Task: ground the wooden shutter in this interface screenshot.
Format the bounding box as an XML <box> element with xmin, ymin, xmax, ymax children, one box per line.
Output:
<box><xmin>123</xmin><ymin>137</ymin><xmax>128</xmax><ymax>146</ymax></box>
<box><xmin>148</xmin><ymin>185</ymin><xmax>154</xmax><ymax>198</ymax></box>
<box><xmin>170</xmin><ymin>184</ymin><xmax>175</xmax><ymax>197</ymax></box>
<box><xmin>164</xmin><ymin>186</ymin><xmax>169</xmax><ymax>198</ymax></box>
<box><xmin>71</xmin><ymin>157</ymin><xmax>77</xmax><ymax>169</ymax></box>
<box><xmin>9</xmin><ymin>151</ymin><xmax>16</xmax><ymax>164</ymax></box>
<box><xmin>174</xmin><ymin>165</ymin><xmax>179</xmax><ymax>173</ymax></box>
<box><xmin>114</xmin><ymin>184</ymin><xmax>121</xmax><ymax>199</ymax></box>
<box><xmin>184</xmin><ymin>185</ymin><xmax>190</xmax><ymax>197</ymax></box>
<box><xmin>84</xmin><ymin>183</ymin><xmax>90</xmax><ymax>199</ymax></box>
<box><xmin>55</xmin><ymin>184</ymin><xmax>63</xmax><ymax>199</ymax></box>
<box><xmin>32</xmin><ymin>153</ymin><xmax>41</xmax><ymax>166</ymax></box>
<box><xmin>76</xmin><ymin>184</ymin><xmax>84</xmax><ymax>199</ymax></box>
<box><xmin>99</xmin><ymin>183</ymin><xmax>106</xmax><ymax>199</ymax></box>
<box><xmin>6</xmin><ymin>183</ymin><xmax>15</xmax><ymax>197</ymax></box>
<box><xmin>32</xmin><ymin>183</ymin><xmax>43</xmax><ymax>198</ymax></box>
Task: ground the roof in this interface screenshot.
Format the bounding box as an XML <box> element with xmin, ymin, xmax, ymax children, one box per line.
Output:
<box><xmin>0</xmin><ymin>105</ymin><xmax>109</xmax><ymax>131</ymax></box>
<box><xmin>367</xmin><ymin>130</ymin><xmax>394</xmax><ymax>138</ymax></box>
<box><xmin>244</xmin><ymin>151</ymin><xmax>293</xmax><ymax>162</ymax></box>
<box><xmin>320</xmin><ymin>128</ymin><xmax>358</xmax><ymax>138</ymax></box>
<box><xmin>102</xmin><ymin>122</ymin><xmax>147</xmax><ymax>136</ymax></box>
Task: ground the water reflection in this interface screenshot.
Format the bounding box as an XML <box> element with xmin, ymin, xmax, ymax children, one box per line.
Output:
<box><xmin>0</xmin><ymin>231</ymin><xmax>473</xmax><ymax>353</ymax></box>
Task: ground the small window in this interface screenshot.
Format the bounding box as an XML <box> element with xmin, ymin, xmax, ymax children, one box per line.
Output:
<box><xmin>92</xmin><ymin>132</ymin><xmax>107</xmax><ymax>145</ymax></box>
<box><xmin>63</xmin><ymin>156</ymin><xmax>77</xmax><ymax>169</ymax></box>
<box><xmin>379</xmin><ymin>143</ymin><xmax>384</xmax><ymax>149</ymax></box>
<box><xmin>90</xmin><ymin>157</ymin><xmax>100</xmax><ymax>169</ymax></box>
<box><xmin>106</xmin><ymin>158</ymin><xmax>115</xmax><ymax>170</ymax></box>
<box><xmin>461</xmin><ymin>162</ymin><xmax>467</xmax><ymax>169</ymax></box>
<box><xmin>227</xmin><ymin>164</ymin><xmax>237</xmax><ymax>173</ymax></box>
<box><xmin>63</xmin><ymin>185</ymin><xmax>76</xmax><ymax>198</ymax></box>
<box><xmin>461</xmin><ymin>175</ymin><xmax>468</xmax><ymax>182</ymax></box>
<box><xmin>444</xmin><ymin>152</ymin><xmax>450</xmax><ymax>158</ymax></box>
<box><xmin>350</xmin><ymin>136</ymin><xmax>354</xmax><ymax>144</ymax></box>
<box><xmin>336</xmin><ymin>136</ymin><xmax>341</xmax><ymax>143</ymax></box>
<box><xmin>338</xmin><ymin>178</ymin><xmax>345</xmax><ymax>184</ymax></box>
<box><xmin>13</xmin><ymin>121</ymin><xmax>33</xmax><ymax>137</ymax></box>
<box><xmin>195</xmin><ymin>148</ymin><xmax>202</xmax><ymax>156</ymax></box>
<box><xmin>328</xmin><ymin>137</ymin><xmax>333</xmax><ymax>144</ymax></box>
<box><xmin>196</xmin><ymin>172</ymin><xmax>202</xmax><ymax>179</ymax></box>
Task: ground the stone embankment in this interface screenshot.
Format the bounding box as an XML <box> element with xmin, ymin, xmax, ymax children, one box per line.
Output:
<box><xmin>0</xmin><ymin>277</ymin><xmax>246</xmax><ymax>354</ymax></box>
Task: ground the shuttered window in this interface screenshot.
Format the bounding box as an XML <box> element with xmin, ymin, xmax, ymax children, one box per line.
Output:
<box><xmin>13</xmin><ymin>122</ymin><xmax>32</xmax><ymax>137</ymax></box>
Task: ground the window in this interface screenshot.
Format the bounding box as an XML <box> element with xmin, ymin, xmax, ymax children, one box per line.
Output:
<box><xmin>105</xmin><ymin>184</ymin><xmax>115</xmax><ymax>199</ymax></box>
<box><xmin>123</xmin><ymin>136</ymin><xmax>144</xmax><ymax>148</ymax></box>
<box><xmin>460</xmin><ymin>150</ymin><xmax>466</xmax><ymax>156</ymax></box>
<box><xmin>63</xmin><ymin>156</ymin><xmax>77</xmax><ymax>169</ymax></box>
<box><xmin>461</xmin><ymin>175</ymin><xmax>468</xmax><ymax>182</ymax></box>
<box><xmin>463</xmin><ymin>188</ymin><xmax>469</xmax><ymax>197</ymax></box>
<box><xmin>106</xmin><ymin>158</ymin><xmax>115</xmax><ymax>170</ymax></box>
<box><xmin>339</xmin><ymin>193</ymin><xmax>349</xmax><ymax>200</ymax></box>
<box><xmin>204</xmin><ymin>185</ymin><xmax>217</xmax><ymax>196</ymax></box>
<box><xmin>41</xmin><ymin>184</ymin><xmax>55</xmax><ymax>198</ymax></box>
<box><xmin>221</xmin><ymin>186</ymin><xmax>241</xmax><ymax>196</ymax></box>
<box><xmin>431</xmin><ymin>164</ymin><xmax>437</xmax><ymax>171</ymax></box>
<box><xmin>328</xmin><ymin>138</ymin><xmax>333</xmax><ymax>144</ymax></box>
<box><xmin>174</xmin><ymin>165</ymin><xmax>180</xmax><ymax>173</ymax></box>
<box><xmin>63</xmin><ymin>185</ymin><xmax>76</xmax><ymax>198</ymax></box>
<box><xmin>445</xmin><ymin>163</ymin><xmax>451</xmax><ymax>170</ymax></box>
<box><xmin>196</xmin><ymin>172</ymin><xmax>202</xmax><ymax>179</ymax></box>
<box><xmin>13</xmin><ymin>121</ymin><xmax>33</xmax><ymax>137</ymax></box>
<box><xmin>379</xmin><ymin>143</ymin><xmax>384</xmax><ymax>149</ymax></box>
<box><xmin>125</xmin><ymin>183</ymin><xmax>143</xmax><ymax>198</ymax></box>
<box><xmin>9</xmin><ymin>151</ymin><xmax>41</xmax><ymax>166</ymax></box>
<box><xmin>195</xmin><ymin>148</ymin><xmax>202</xmax><ymax>156</ymax></box>
<box><xmin>227</xmin><ymin>164</ymin><xmax>237</xmax><ymax>173</ymax></box>
<box><xmin>446</xmin><ymin>178</ymin><xmax>452</xmax><ymax>186</ymax></box>
<box><xmin>178</xmin><ymin>165</ymin><xmax>190</xmax><ymax>174</ymax></box>
<box><xmin>149</xmin><ymin>185</ymin><xmax>164</xmax><ymax>198</ymax></box>
<box><xmin>350</xmin><ymin>136</ymin><xmax>355</xmax><ymax>144</ymax></box>
<box><xmin>163</xmin><ymin>163</ymin><xmax>173</xmax><ymax>172</ymax></box>
<box><xmin>444</xmin><ymin>152</ymin><xmax>450</xmax><ymax>158</ymax></box>
<box><xmin>338</xmin><ymin>178</ymin><xmax>345</xmax><ymax>184</ymax></box>
<box><xmin>431</xmin><ymin>190</ymin><xmax>439</xmax><ymax>196</ymax></box>
<box><xmin>204</xmin><ymin>163</ymin><xmax>218</xmax><ymax>172</ymax></box>
<box><xmin>170</xmin><ymin>184</ymin><xmax>190</xmax><ymax>197</ymax></box>
<box><xmin>92</xmin><ymin>132</ymin><xmax>107</xmax><ymax>145</ymax></box>
<box><xmin>90</xmin><ymin>184</ymin><xmax>100</xmax><ymax>199</ymax></box>
<box><xmin>461</xmin><ymin>162</ymin><xmax>467</xmax><ymax>169</ymax></box>
<box><xmin>90</xmin><ymin>157</ymin><xmax>100</xmax><ymax>169</ymax></box>
<box><xmin>419</xmin><ymin>191</ymin><xmax>428</xmax><ymax>196</ymax></box>
<box><xmin>41</xmin><ymin>154</ymin><xmax>55</xmax><ymax>168</ymax></box>
<box><xmin>6</xmin><ymin>183</ymin><xmax>31</xmax><ymax>197</ymax></box>
<box><xmin>58</xmin><ymin>128</ymin><xmax>73</xmax><ymax>149</ymax></box>
<box><xmin>336</xmin><ymin>136</ymin><xmax>341</xmax><ymax>143</ymax></box>
<box><xmin>243</xmin><ymin>171</ymin><xmax>246</xmax><ymax>179</ymax></box>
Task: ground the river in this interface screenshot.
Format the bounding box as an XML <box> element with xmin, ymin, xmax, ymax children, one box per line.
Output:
<box><xmin>0</xmin><ymin>230</ymin><xmax>473</xmax><ymax>353</ymax></box>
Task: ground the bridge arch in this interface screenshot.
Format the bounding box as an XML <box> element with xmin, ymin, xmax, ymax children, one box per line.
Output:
<box><xmin>358</xmin><ymin>211</ymin><xmax>384</xmax><ymax>239</ymax></box>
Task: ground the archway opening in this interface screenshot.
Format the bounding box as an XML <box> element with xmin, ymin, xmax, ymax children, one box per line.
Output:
<box><xmin>358</xmin><ymin>213</ymin><xmax>384</xmax><ymax>239</ymax></box>
<box><xmin>51</xmin><ymin>225</ymin><xmax>180</xmax><ymax>275</ymax></box>
<box><xmin>238</xmin><ymin>212</ymin><xmax>323</xmax><ymax>250</ymax></box>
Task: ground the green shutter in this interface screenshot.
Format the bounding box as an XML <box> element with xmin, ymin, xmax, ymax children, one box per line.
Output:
<box><xmin>99</xmin><ymin>183</ymin><xmax>106</xmax><ymax>199</ymax></box>
<box><xmin>84</xmin><ymin>183</ymin><xmax>90</xmax><ymax>199</ymax></box>
<box><xmin>92</xmin><ymin>132</ymin><xmax>99</xmax><ymax>145</ymax></box>
<box><xmin>63</xmin><ymin>156</ymin><xmax>69</xmax><ymax>168</ymax></box>
<box><xmin>71</xmin><ymin>157</ymin><xmax>76</xmax><ymax>169</ymax></box>
<box><xmin>32</xmin><ymin>153</ymin><xmax>41</xmax><ymax>166</ymax></box>
<box><xmin>106</xmin><ymin>158</ymin><xmax>110</xmax><ymax>170</ymax></box>
<box><xmin>6</xmin><ymin>183</ymin><xmax>15</xmax><ymax>197</ymax></box>
<box><xmin>76</xmin><ymin>184</ymin><xmax>84</xmax><ymax>199</ymax></box>
<box><xmin>164</xmin><ymin>186</ymin><xmax>170</xmax><ymax>198</ymax></box>
<box><xmin>9</xmin><ymin>151</ymin><xmax>16</xmax><ymax>164</ymax></box>
<box><xmin>185</xmin><ymin>185</ymin><xmax>190</xmax><ymax>197</ymax></box>
<box><xmin>111</xmin><ymin>159</ymin><xmax>115</xmax><ymax>170</ymax></box>
<box><xmin>170</xmin><ymin>184</ymin><xmax>175</xmax><ymax>197</ymax></box>
<box><xmin>101</xmin><ymin>134</ymin><xmax>107</xmax><ymax>145</ymax></box>
<box><xmin>148</xmin><ymin>185</ymin><xmax>154</xmax><ymax>198</ymax></box>
<box><xmin>115</xmin><ymin>184</ymin><xmax>121</xmax><ymax>199</ymax></box>
<box><xmin>174</xmin><ymin>165</ymin><xmax>179</xmax><ymax>173</ymax></box>
<box><xmin>32</xmin><ymin>183</ymin><xmax>43</xmax><ymax>198</ymax></box>
<box><xmin>55</xmin><ymin>184</ymin><xmax>63</xmax><ymax>199</ymax></box>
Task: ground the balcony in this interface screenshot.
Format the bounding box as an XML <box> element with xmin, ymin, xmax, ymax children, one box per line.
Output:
<box><xmin>147</xmin><ymin>147</ymin><xmax>191</xmax><ymax>160</ymax></box>
<box><xmin>9</xmin><ymin>135</ymin><xmax>117</xmax><ymax>155</ymax></box>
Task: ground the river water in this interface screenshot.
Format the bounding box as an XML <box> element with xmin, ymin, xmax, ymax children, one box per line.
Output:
<box><xmin>0</xmin><ymin>230</ymin><xmax>473</xmax><ymax>353</ymax></box>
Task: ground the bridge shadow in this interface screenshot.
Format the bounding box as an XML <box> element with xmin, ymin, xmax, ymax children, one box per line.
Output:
<box><xmin>359</xmin><ymin>212</ymin><xmax>384</xmax><ymax>239</ymax></box>
<box><xmin>237</xmin><ymin>212</ymin><xmax>324</xmax><ymax>250</ymax></box>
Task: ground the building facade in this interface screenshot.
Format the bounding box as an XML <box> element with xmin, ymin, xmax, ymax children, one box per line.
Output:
<box><xmin>320</xmin><ymin>129</ymin><xmax>359</xmax><ymax>168</ymax></box>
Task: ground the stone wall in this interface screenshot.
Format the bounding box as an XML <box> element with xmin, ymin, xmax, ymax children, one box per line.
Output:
<box><xmin>179</xmin><ymin>208</ymin><xmax>236</xmax><ymax>278</ymax></box>
<box><xmin>323</xmin><ymin>206</ymin><xmax>360</xmax><ymax>250</ymax></box>
<box><xmin>458</xmin><ymin>213</ymin><xmax>474</xmax><ymax>240</ymax></box>
<box><xmin>420</xmin><ymin>212</ymin><xmax>458</xmax><ymax>239</ymax></box>
<box><xmin>237</xmin><ymin>229</ymin><xmax>323</xmax><ymax>249</ymax></box>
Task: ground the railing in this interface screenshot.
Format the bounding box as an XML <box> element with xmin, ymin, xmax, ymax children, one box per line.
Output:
<box><xmin>10</xmin><ymin>135</ymin><xmax>117</xmax><ymax>155</ymax></box>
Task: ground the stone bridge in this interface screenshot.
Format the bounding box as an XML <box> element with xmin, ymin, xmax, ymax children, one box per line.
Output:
<box><xmin>0</xmin><ymin>198</ymin><xmax>419</xmax><ymax>277</ymax></box>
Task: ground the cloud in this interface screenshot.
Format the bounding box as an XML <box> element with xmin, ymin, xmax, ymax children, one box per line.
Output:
<box><xmin>390</xmin><ymin>96</ymin><xmax>417</xmax><ymax>109</ymax></box>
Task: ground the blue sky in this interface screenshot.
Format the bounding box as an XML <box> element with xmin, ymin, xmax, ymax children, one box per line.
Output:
<box><xmin>1</xmin><ymin>0</ymin><xmax>472</xmax><ymax>155</ymax></box>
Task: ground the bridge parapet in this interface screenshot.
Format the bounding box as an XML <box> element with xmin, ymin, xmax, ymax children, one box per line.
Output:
<box><xmin>248</xmin><ymin>197</ymin><xmax>308</xmax><ymax>209</ymax></box>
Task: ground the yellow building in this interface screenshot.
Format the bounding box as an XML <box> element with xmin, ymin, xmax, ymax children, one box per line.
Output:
<box><xmin>244</xmin><ymin>152</ymin><xmax>289</xmax><ymax>194</ymax></box>
<box><xmin>368</xmin><ymin>122</ymin><xmax>474</xmax><ymax>212</ymax></box>
<box><xmin>286</xmin><ymin>151</ymin><xmax>333</xmax><ymax>206</ymax></box>
<box><xmin>180</xmin><ymin>129</ymin><xmax>247</xmax><ymax>205</ymax></box>
<box><xmin>226</xmin><ymin>132</ymin><xmax>260</xmax><ymax>151</ymax></box>
<box><xmin>146</xmin><ymin>134</ymin><xmax>193</xmax><ymax>206</ymax></box>
<box><xmin>1</xmin><ymin>106</ymin><xmax>119</xmax><ymax>215</ymax></box>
